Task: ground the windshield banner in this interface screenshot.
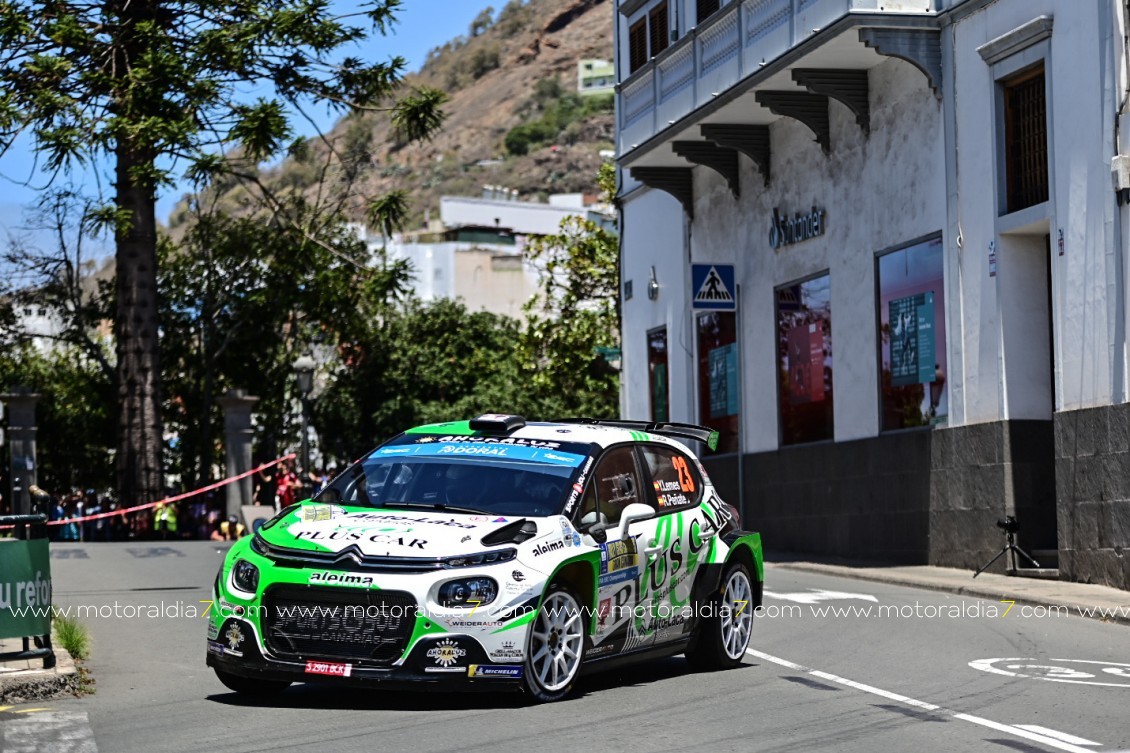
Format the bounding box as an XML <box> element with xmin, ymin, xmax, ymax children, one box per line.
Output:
<box><xmin>376</xmin><ymin>442</ymin><xmax>586</xmax><ymax>467</ymax></box>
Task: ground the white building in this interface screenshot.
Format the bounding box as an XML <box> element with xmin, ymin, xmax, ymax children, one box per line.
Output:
<box><xmin>354</xmin><ymin>190</ymin><xmax>615</xmax><ymax>320</ymax></box>
<box><xmin>615</xmin><ymin>0</ymin><xmax>1130</xmax><ymax>588</ymax></box>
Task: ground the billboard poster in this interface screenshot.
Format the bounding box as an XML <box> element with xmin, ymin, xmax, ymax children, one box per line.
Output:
<box><xmin>889</xmin><ymin>291</ymin><xmax>936</xmax><ymax>387</ymax></box>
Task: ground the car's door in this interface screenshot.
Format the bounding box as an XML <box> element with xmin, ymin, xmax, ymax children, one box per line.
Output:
<box><xmin>633</xmin><ymin>442</ymin><xmax>716</xmax><ymax>646</ymax></box>
<box><xmin>575</xmin><ymin>444</ymin><xmax>660</xmax><ymax>656</ymax></box>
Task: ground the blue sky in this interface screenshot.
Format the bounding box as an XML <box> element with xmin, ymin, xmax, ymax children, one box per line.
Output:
<box><xmin>0</xmin><ymin>0</ymin><xmax>491</xmax><ymax>254</ymax></box>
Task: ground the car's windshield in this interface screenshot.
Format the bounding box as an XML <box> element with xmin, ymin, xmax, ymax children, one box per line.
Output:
<box><xmin>315</xmin><ymin>434</ymin><xmax>597</xmax><ymax>518</ymax></box>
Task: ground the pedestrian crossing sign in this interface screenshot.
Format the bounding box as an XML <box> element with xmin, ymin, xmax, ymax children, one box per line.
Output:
<box><xmin>691</xmin><ymin>264</ymin><xmax>736</xmax><ymax>310</ymax></box>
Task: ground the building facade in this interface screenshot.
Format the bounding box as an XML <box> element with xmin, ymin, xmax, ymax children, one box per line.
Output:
<box><xmin>615</xmin><ymin>0</ymin><xmax>1130</xmax><ymax>588</ymax></box>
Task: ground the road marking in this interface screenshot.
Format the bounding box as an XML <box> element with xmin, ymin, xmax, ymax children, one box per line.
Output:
<box><xmin>971</xmin><ymin>657</ymin><xmax>1130</xmax><ymax>688</ymax></box>
<box><xmin>747</xmin><ymin>648</ymin><xmax>1100</xmax><ymax>753</ymax></box>
<box><xmin>1014</xmin><ymin>725</ymin><xmax>1101</xmax><ymax>746</ymax></box>
<box><xmin>762</xmin><ymin>589</ymin><xmax>878</xmax><ymax>604</ymax></box>
<box><xmin>13</xmin><ymin>708</ymin><xmax>51</xmax><ymax>714</ymax></box>
<box><xmin>2</xmin><ymin>710</ymin><xmax>97</xmax><ymax>752</ymax></box>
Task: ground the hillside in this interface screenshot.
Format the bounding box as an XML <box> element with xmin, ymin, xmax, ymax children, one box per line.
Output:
<box><xmin>169</xmin><ymin>0</ymin><xmax>615</xmax><ymax>231</ymax></box>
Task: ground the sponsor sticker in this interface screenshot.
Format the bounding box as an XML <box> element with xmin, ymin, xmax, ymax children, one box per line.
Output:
<box><xmin>305</xmin><ymin>660</ymin><xmax>353</xmax><ymax>677</ymax></box>
<box><xmin>468</xmin><ymin>664</ymin><xmax>523</xmax><ymax>678</ymax></box>
<box><xmin>599</xmin><ymin>538</ymin><xmax>639</xmax><ymax>587</ymax></box>
<box><xmin>531</xmin><ymin>538</ymin><xmax>567</xmax><ymax>557</ymax></box>
<box><xmin>585</xmin><ymin>643</ymin><xmax>617</xmax><ymax>658</ymax></box>
<box><xmin>207</xmin><ymin>640</ymin><xmax>225</xmax><ymax>657</ymax></box>
<box><xmin>425</xmin><ymin>638</ymin><xmax>467</xmax><ymax>671</ymax></box>
<box><xmin>207</xmin><ymin>621</ymin><xmax>220</xmax><ymax>640</ymax></box>
<box><xmin>224</xmin><ymin>623</ymin><xmax>245</xmax><ymax>656</ymax></box>
<box><xmin>309</xmin><ymin>571</ymin><xmax>374</xmax><ymax>587</ymax></box>
<box><xmin>300</xmin><ymin>505</ymin><xmax>345</xmax><ymax>522</ymax></box>
<box><xmin>488</xmin><ymin>641</ymin><xmax>524</xmax><ymax>661</ymax></box>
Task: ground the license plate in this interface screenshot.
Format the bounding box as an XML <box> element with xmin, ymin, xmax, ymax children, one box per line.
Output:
<box><xmin>304</xmin><ymin>660</ymin><xmax>353</xmax><ymax>677</ymax></box>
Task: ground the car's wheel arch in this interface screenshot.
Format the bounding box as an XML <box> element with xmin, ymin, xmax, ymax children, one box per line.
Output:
<box><xmin>540</xmin><ymin>552</ymin><xmax>601</xmax><ymax>633</ymax></box>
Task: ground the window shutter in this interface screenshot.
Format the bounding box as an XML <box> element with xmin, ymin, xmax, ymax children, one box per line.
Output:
<box><xmin>649</xmin><ymin>3</ymin><xmax>669</xmax><ymax>57</ymax></box>
<box><xmin>629</xmin><ymin>19</ymin><xmax>648</xmax><ymax>72</ymax></box>
<box><xmin>696</xmin><ymin>0</ymin><xmax>721</xmax><ymax>25</ymax></box>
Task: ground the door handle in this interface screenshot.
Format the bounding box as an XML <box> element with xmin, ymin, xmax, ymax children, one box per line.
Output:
<box><xmin>644</xmin><ymin>540</ymin><xmax>662</xmax><ymax>559</ymax></box>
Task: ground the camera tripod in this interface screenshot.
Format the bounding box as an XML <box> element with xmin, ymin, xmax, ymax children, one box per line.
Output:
<box><xmin>973</xmin><ymin>529</ymin><xmax>1041</xmax><ymax>578</ymax></box>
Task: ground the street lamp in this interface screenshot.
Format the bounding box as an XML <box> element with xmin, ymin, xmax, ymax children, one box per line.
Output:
<box><xmin>292</xmin><ymin>355</ymin><xmax>315</xmax><ymax>471</ymax></box>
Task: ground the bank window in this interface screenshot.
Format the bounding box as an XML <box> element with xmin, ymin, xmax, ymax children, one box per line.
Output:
<box><xmin>639</xmin><ymin>445</ymin><xmax>701</xmax><ymax>511</ymax></box>
<box><xmin>1002</xmin><ymin>64</ymin><xmax>1048</xmax><ymax>214</ymax></box>
<box><xmin>696</xmin><ymin>0</ymin><xmax>721</xmax><ymax>25</ymax></box>
<box><xmin>878</xmin><ymin>237</ymin><xmax>947</xmax><ymax>430</ymax></box>
<box><xmin>696</xmin><ymin>312</ymin><xmax>738</xmax><ymax>453</ymax></box>
<box><xmin>776</xmin><ymin>274</ymin><xmax>833</xmax><ymax>445</ymax></box>
<box><xmin>648</xmin><ymin>327</ymin><xmax>669</xmax><ymax>422</ymax></box>
<box><xmin>577</xmin><ymin>446</ymin><xmax>641</xmax><ymax>528</ymax></box>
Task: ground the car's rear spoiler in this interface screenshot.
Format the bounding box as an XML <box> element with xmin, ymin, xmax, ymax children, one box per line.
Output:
<box><xmin>556</xmin><ymin>418</ymin><xmax>720</xmax><ymax>452</ymax></box>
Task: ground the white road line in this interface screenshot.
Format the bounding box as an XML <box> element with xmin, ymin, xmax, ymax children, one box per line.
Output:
<box><xmin>2</xmin><ymin>710</ymin><xmax>98</xmax><ymax>753</ymax></box>
<box><xmin>747</xmin><ymin>648</ymin><xmax>1100</xmax><ymax>753</ymax></box>
<box><xmin>1014</xmin><ymin>725</ymin><xmax>1101</xmax><ymax>746</ymax></box>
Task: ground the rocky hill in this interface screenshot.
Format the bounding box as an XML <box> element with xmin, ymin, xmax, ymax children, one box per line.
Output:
<box><xmin>169</xmin><ymin>0</ymin><xmax>615</xmax><ymax>232</ymax></box>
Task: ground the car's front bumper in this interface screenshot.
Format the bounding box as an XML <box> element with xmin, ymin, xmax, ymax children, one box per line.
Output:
<box><xmin>206</xmin><ymin>617</ymin><xmax>525</xmax><ymax>692</ymax></box>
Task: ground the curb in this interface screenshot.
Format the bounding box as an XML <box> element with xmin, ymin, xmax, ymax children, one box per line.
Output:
<box><xmin>0</xmin><ymin>647</ymin><xmax>79</xmax><ymax>705</ymax></box>
<box><xmin>768</xmin><ymin>561</ymin><xmax>1130</xmax><ymax>629</ymax></box>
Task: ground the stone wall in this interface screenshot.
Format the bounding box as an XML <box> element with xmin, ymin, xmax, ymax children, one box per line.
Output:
<box><xmin>706</xmin><ymin>419</ymin><xmax>1058</xmax><ymax>575</ymax></box>
<box><xmin>1056</xmin><ymin>405</ymin><xmax>1130</xmax><ymax>589</ymax></box>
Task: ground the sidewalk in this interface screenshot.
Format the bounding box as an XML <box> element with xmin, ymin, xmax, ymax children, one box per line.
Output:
<box><xmin>0</xmin><ymin>640</ymin><xmax>78</xmax><ymax>704</ymax></box>
<box><xmin>767</xmin><ymin>555</ymin><xmax>1130</xmax><ymax>627</ymax></box>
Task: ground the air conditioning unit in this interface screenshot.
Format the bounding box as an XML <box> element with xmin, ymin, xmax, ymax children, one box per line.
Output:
<box><xmin>1112</xmin><ymin>154</ymin><xmax>1130</xmax><ymax>191</ymax></box>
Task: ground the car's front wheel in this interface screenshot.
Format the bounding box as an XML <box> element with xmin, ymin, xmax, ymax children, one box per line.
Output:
<box><xmin>686</xmin><ymin>561</ymin><xmax>755</xmax><ymax>671</ymax></box>
<box><xmin>523</xmin><ymin>584</ymin><xmax>585</xmax><ymax>702</ymax></box>
<box><xmin>213</xmin><ymin>667</ymin><xmax>291</xmax><ymax>697</ymax></box>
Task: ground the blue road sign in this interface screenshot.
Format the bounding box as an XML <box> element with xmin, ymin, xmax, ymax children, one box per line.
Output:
<box><xmin>691</xmin><ymin>264</ymin><xmax>736</xmax><ymax>310</ymax></box>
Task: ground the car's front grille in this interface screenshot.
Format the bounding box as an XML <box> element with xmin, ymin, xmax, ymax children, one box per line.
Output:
<box><xmin>262</xmin><ymin>586</ymin><xmax>417</xmax><ymax>666</ymax></box>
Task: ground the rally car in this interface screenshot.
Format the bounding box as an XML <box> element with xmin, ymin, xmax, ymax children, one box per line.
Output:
<box><xmin>206</xmin><ymin>415</ymin><xmax>763</xmax><ymax>702</ymax></box>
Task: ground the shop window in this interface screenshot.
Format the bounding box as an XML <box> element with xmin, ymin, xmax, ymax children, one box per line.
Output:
<box><xmin>776</xmin><ymin>275</ymin><xmax>833</xmax><ymax>445</ymax></box>
<box><xmin>878</xmin><ymin>237</ymin><xmax>947</xmax><ymax>430</ymax></box>
<box><xmin>696</xmin><ymin>0</ymin><xmax>721</xmax><ymax>25</ymax></box>
<box><xmin>647</xmin><ymin>327</ymin><xmax>669</xmax><ymax>423</ymax></box>
<box><xmin>696</xmin><ymin>312</ymin><xmax>738</xmax><ymax>453</ymax></box>
<box><xmin>1002</xmin><ymin>64</ymin><xmax>1048</xmax><ymax>214</ymax></box>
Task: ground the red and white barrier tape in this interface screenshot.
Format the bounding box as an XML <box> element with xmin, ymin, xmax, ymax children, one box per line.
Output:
<box><xmin>1</xmin><ymin>454</ymin><xmax>296</xmax><ymax>529</ymax></box>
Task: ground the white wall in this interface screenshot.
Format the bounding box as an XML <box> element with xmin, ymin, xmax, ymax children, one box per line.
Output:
<box><xmin>688</xmin><ymin>57</ymin><xmax>946</xmax><ymax>449</ymax></box>
<box><xmin>620</xmin><ymin>185</ymin><xmax>695</xmax><ymax>423</ymax></box>
<box><xmin>950</xmin><ymin>0</ymin><xmax>1118</xmax><ymax>418</ymax></box>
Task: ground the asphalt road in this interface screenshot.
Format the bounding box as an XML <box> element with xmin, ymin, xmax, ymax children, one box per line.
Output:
<box><xmin>2</xmin><ymin>541</ymin><xmax>1127</xmax><ymax>753</ymax></box>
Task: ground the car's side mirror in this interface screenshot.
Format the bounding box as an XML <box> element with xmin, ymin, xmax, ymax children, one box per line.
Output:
<box><xmin>617</xmin><ymin>503</ymin><xmax>656</xmax><ymax>540</ymax></box>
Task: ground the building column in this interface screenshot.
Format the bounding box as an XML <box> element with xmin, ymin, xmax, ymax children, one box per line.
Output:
<box><xmin>2</xmin><ymin>388</ymin><xmax>41</xmax><ymax>516</ymax></box>
<box><xmin>218</xmin><ymin>390</ymin><xmax>259</xmax><ymax>519</ymax></box>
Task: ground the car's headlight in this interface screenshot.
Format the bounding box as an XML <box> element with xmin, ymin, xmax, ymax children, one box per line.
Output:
<box><xmin>443</xmin><ymin>548</ymin><xmax>516</xmax><ymax>568</ymax></box>
<box><xmin>438</xmin><ymin>577</ymin><xmax>498</xmax><ymax>608</ymax></box>
<box><xmin>231</xmin><ymin>559</ymin><xmax>259</xmax><ymax>593</ymax></box>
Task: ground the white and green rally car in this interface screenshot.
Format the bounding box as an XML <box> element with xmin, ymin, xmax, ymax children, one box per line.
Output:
<box><xmin>206</xmin><ymin>415</ymin><xmax>764</xmax><ymax>702</ymax></box>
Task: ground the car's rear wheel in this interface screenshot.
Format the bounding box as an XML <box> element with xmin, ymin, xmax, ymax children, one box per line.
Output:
<box><xmin>686</xmin><ymin>561</ymin><xmax>755</xmax><ymax>671</ymax></box>
<box><xmin>214</xmin><ymin>667</ymin><xmax>291</xmax><ymax>696</ymax></box>
<box><xmin>523</xmin><ymin>585</ymin><xmax>585</xmax><ymax>702</ymax></box>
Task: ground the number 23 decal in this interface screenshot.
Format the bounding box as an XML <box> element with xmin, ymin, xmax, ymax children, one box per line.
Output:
<box><xmin>671</xmin><ymin>456</ymin><xmax>695</xmax><ymax>493</ymax></box>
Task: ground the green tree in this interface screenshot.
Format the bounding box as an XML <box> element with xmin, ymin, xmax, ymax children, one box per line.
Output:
<box><xmin>0</xmin><ymin>0</ymin><xmax>445</xmax><ymax>506</ymax></box>
<box><xmin>0</xmin><ymin>343</ymin><xmax>114</xmax><ymax>495</ymax></box>
<box><xmin>314</xmin><ymin>298</ymin><xmax>527</xmax><ymax>463</ymax></box>
<box><xmin>159</xmin><ymin>198</ymin><xmax>413</xmax><ymax>486</ymax></box>
<box><xmin>520</xmin><ymin>162</ymin><xmax>620</xmax><ymax>417</ymax></box>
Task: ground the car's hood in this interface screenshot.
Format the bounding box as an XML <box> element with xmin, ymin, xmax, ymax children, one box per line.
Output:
<box><xmin>257</xmin><ymin>503</ymin><xmax>548</xmax><ymax>557</ymax></box>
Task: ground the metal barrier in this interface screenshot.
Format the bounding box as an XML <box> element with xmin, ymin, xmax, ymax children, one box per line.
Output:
<box><xmin>0</xmin><ymin>513</ymin><xmax>56</xmax><ymax>669</ymax></box>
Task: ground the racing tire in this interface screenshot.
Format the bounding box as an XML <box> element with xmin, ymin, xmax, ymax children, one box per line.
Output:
<box><xmin>213</xmin><ymin>667</ymin><xmax>291</xmax><ymax>696</ymax></box>
<box><xmin>523</xmin><ymin>583</ymin><xmax>586</xmax><ymax>702</ymax></box>
<box><xmin>685</xmin><ymin>561</ymin><xmax>755</xmax><ymax>672</ymax></box>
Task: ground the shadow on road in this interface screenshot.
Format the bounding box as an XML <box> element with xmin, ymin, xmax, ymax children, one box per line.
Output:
<box><xmin>205</xmin><ymin>655</ymin><xmax>732</xmax><ymax>709</ymax></box>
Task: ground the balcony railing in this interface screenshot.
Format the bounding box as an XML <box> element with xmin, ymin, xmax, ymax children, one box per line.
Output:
<box><xmin>618</xmin><ymin>0</ymin><xmax>946</xmax><ymax>155</ymax></box>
